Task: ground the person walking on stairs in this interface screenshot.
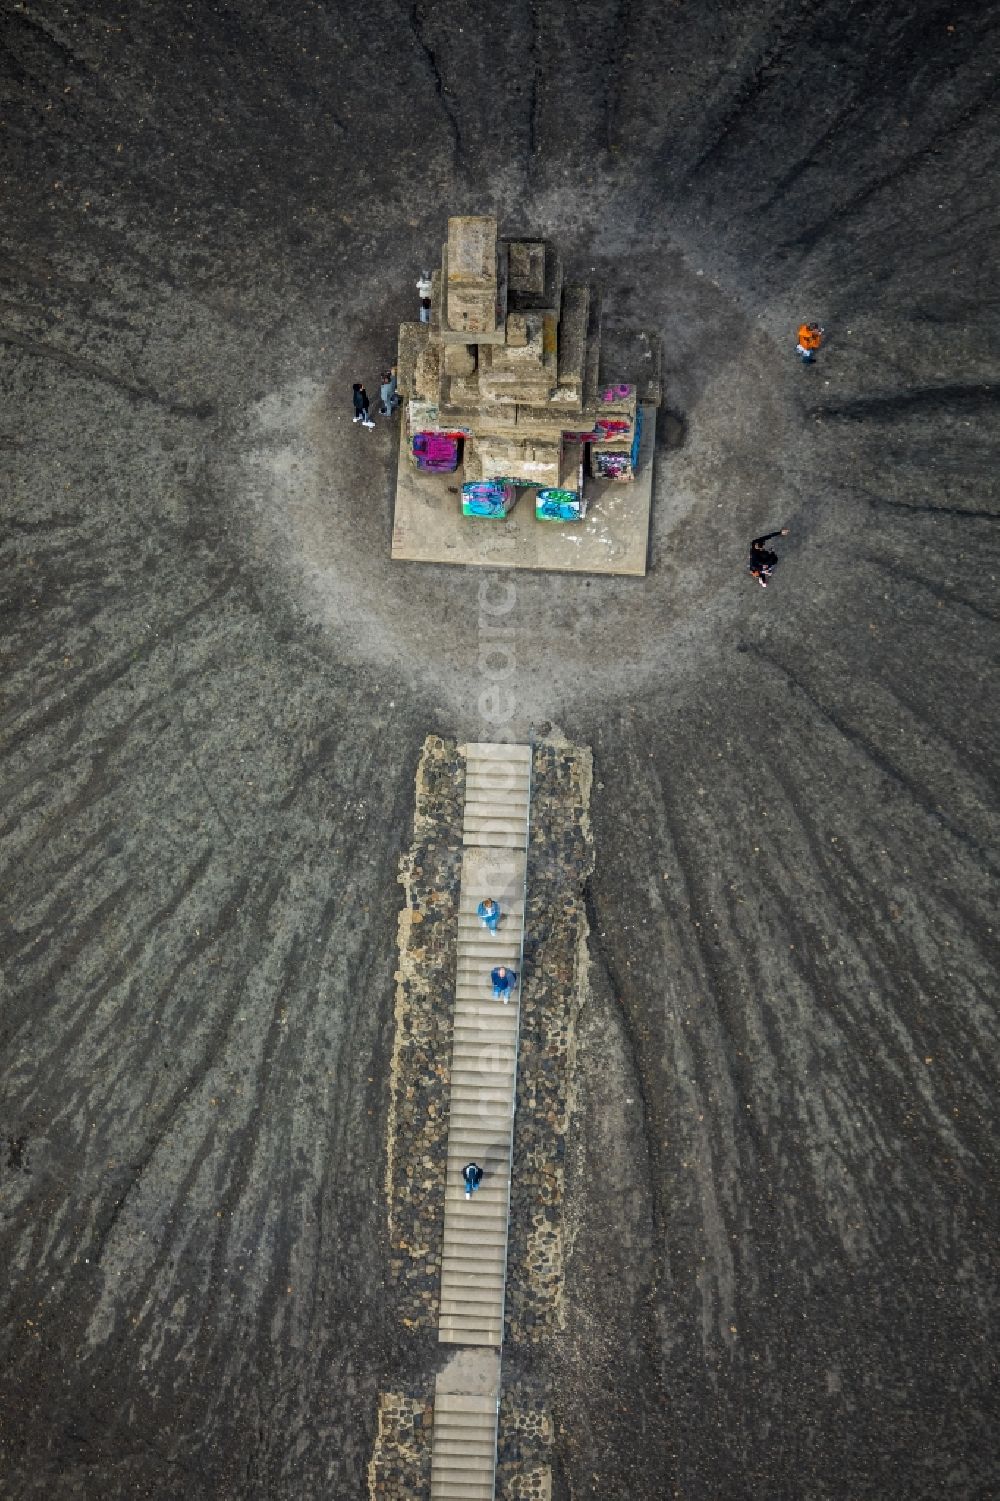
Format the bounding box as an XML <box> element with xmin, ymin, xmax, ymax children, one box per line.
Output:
<box><xmin>463</xmin><ymin>1162</ymin><xmax>484</xmax><ymax>1198</ymax></box>
<box><xmin>491</xmin><ymin>965</ymin><xmax>517</xmax><ymax>1003</ymax></box>
<box><xmin>477</xmin><ymin>897</ymin><xmax>501</xmax><ymax>932</ymax></box>
<box><xmin>749</xmin><ymin>527</ymin><xmax>790</xmax><ymax>588</ymax></box>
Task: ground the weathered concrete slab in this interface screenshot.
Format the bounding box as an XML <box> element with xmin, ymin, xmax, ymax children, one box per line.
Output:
<box><xmin>391</xmin><ymin>404</ymin><xmax>656</xmax><ymax>576</ymax></box>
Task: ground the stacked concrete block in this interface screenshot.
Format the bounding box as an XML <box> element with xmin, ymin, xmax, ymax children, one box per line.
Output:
<box><xmin>396</xmin><ymin>321</ymin><xmax>429</xmax><ymax>400</ymax></box>
<box><xmin>415</xmin><ymin>341</ymin><xmax>442</xmax><ymax>401</ymax></box>
<box><xmin>477</xmin><ymin>438</ymin><xmax>561</xmax><ymax>488</ymax></box>
<box><xmin>444</xmin><ymin>343</ymin><xmax>477</xmax><ymax>378</ymax></box>
<box><xmin>474</xmin><ymin>406</ymin><xmax>521</xmax><ymax>439</ymax></box>
<box><xmin>554</xmin><ymin>285</ymin><xmax>589</xmax><ymax>408</ymax></box>
<box><xmin>398</xmin><ymin>215</ymin><xmax>659</xmax><ymax>496</ymax></box>
<box><xmin>507</xmin><ymin>240</ymin><xmax>546</xmax><ymax>296</ymax></box>
<box><xmin>505</xmin><ymin>312</ymin><xmax>528</xmax><ymax>347</ymax></box>
<box><xmin>506</xmin><ymin>239</ymin><xmax>562</xmax><ymax>316</ymax></box>
<box><xmin>442</xmin><ymin>217</ymin><xmax>508</xmax><ymax>345</ymax></box>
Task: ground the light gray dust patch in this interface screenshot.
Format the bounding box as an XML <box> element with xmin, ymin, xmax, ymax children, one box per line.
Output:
<box><xmin>230</xmin><ymin>245</ymin><xmax>804</xmax><ymax>721</ymax></box>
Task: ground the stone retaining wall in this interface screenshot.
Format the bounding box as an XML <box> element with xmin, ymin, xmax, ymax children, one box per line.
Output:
<box><xmin>385</xmin><ymin>736</ymin><xmax>465</xmax><ymax>1330</ymax></box>
<box><xmin>367</xmin><ymin>1389</ymin><xmax>434</xmax><ymax>1501</ymax></box>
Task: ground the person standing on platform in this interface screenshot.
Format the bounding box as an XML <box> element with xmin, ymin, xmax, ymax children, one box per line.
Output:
<box><xmin>416</xmin><ymin>271</ymin><xmax>432</xmax><ymax>324</ymax></box>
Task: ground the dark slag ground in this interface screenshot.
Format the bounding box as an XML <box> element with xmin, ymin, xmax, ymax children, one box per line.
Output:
<box><xmin>1</xmin><ymin>2</ymin><xmax>998</xmax><ymax>1497</ymax></box>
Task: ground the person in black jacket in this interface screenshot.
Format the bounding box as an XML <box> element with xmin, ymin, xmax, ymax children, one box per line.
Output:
<box><xmin>352</xmin><ymin>383</ymin><xmax>374</xmax><ymax>429</ymax></box>
<box><xmin>749</xmin><ymin>527</ymin><xmax>790</xmax><ymax>588</ymax></box>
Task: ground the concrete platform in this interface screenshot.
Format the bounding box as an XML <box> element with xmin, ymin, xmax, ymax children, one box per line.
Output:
<box><xmin>391</xmin><ymin>403</ymin><xmax>656</xmax><ymax>577</ymax></box>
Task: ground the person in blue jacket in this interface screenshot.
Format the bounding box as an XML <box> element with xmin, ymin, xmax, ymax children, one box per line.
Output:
<box><xmin>477</xmin><ymin>897</ymin><xmax>501</xmax><ymax>932</ymax></box>
<box><xmin>491</xmin><ymin>965</ymin><xmax>517</xmax><ymax>1002</ymax></box>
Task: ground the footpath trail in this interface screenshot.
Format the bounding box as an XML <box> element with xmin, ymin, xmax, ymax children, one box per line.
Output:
<box><xmin>431</xmin><ymin>743</ymin><xmax>531</xmax><ymax>1501</ymax></box>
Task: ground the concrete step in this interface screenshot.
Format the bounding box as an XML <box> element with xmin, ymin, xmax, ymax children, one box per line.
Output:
<box><xmin>446</xmin><ymin>1141</ymin><xmax>510</xmax><ymax>1163</ymax></box>
<box><xmin>464</xmin><ymin>741</ymin><xmax>532</xmax><ymax>762</ymax></box>
<box><xmin>463</xmin><ymin>809</ymin><xmax>527</xmax><ymax>826</ymax></box>
<box><xmin>449</xmin><ymin>1078</ymin><xmax>516</xmax><ymax>1101</ymax></box>
<box><xmin>455</xmin><ymin>972</ymin><xmax>519</xmax><ymax>989</ymax></box>
<box><xmin>446</xmin><ymin>1119</ymin><xmax>512</xmax><ymax>1141</ymax></box>
<box><xmin>463</xmin><ymin>834</ymin><xmax>527</xmax><ymax>850</ymax></box>
<box><xmin>448</xmin><ymin>1044</ymin><xmax>516</xmax><ymax>1065</ymax></box>
<box><xmin>452</xmin><ymin>998</ymin><xmax>519</xmax><ymax>1016</ymax></box>
<box><xmin>445</xmin><ymin>1146</ymin><xmax>510</xmax><ymax>1170</ymax></box>
<box><xmin>456</xmin><ymin>934</ymin><xmax>520</xmax><ymax>948</ymax></box>
<box><xmin>447</xmin><ymin>1085</ymin><xmax>515</xmax><ymax>1104</ymax></box>
<box><xmin>458</xmin><ymin>895</ymin><xmax>524</xmax><ymax>911</ymax></box>
<box><xmin>456</xmin><ymin>947</ymin><xmax>520</xmax><ymax>964</ymax></box>
<box><xmin>441</xmin><ymin>1232</ymin><xmax>508</xmax><ymax>1255</ymax></box>
<box><xmin>441</xmin><ymin>1257</ymin><xmax>506</xmax><ymax>1279</ymax></box>
<box><xmin>458</xmin><ymin>886</ymin><xmax>525</xmax><ymax>907</ymax></box>
<box><xmin>455</xmin><ymin>968</ymin><xmax>520</xmax><ymax>987</ymax></box>
<box><xmin>444</xmin><ymin>1218</ymin><xmax>507</xmax><ymax>1242</ymax></box>
<box><xmin>449</xmin><ymin>1059</ymin><xmax>516</xmax><ymax>1082</ymax></box>
<box><xmin>440</xmin><ymin>1295</ymin><xmax>504</xmax><ymax>1320</ymax></box>
<box><xmin>457</xmin><ymin>914</ymin><xmax>523</xmax><ymax>931</ymax></box>
<box><xmin>435</xmin><ymin>1386</ymin><xmax>498</xmax><ymax>1410</ymax></box>
<box><xmin>441</xmin><ymin>1194</ymin><xmax>507</xmax><ymax>1218</ymax></box>
<box><xmin>454</xmin><ymin>993</ymin><xmax>518</xmax><ymax>1011</ymax></box>
<box><xmin>448</xmin><ymin>1091</ymin><xmax>514</xmax><ymax>1113</ymax></box>
<box><xmin>439</xmin><ymin>1325</ymin><xmax>501</xmax><ymax>1347</ymax></box>
<box><xmin>447</xmin><ymin>1038</ymin><xmax>513</xmax><ymax>1062</ymax></box>
<box><xmin>441</xmin><ymin>1218</ymin><xmax>507</xmax><ymax>1242</ymax></box>
<box><xmin>451</xmin><ymin>1024</ymin><xmax>516</xmax><ymax>1044</ymax></box>
<box><xmin>450</xmin><ymin>978</ymin><xmax>516</xmax><ymax>990</ymax></box>
<box><xmin>451</xmin><ymin>999</ymin><xmax>519</xmax><ymax>1021</ymax></box>
<box><xmin>463</xmin><ymin>785</ymin><xmax>530</xmax><ymax>804</ymax></box>
<box><xmin>462</xmin><ymin>823</ymin><xmax>527</xmax><ymax>841</ymax></box>
<box><xmin>448</xmin><ymin>1073</ymin><xmax>514</xmax><ymax>1094</ymax></box>
<box><xmin>444</xmin><ymin>1186</ymin><xmax>508</xmax><ymax>1207</ymax></box>
<box><xmin>449</xmin><ymin>1058</ymin><xmax>515</xmax><ymax>1079</ymax></box>
<box><xmin>463</xmin><ymin>789</ymin><xmax>530</xmax><ymax>810</ymax></box>
<box><xmin>451</xmin><ymin>1022</ymin><xmax>518</xmax><ymax>1041</ymax></box>
<box><xmin>462</xmin><ymin>782</ymin><xmax>530</xmax><ymax>803</ymax></box>
<box><xmin>451</xmin><ymin>1011</ymin><xmax>516</xmax><ymax>1030</ymax></box>
<box><xmin>432</xmin><ymin>1485</ymin><xmax>494</xmax><ymax>1496</ymax></box>
<box><xmin>438</xmin><ymin>1313</ymin><xmax>502</xmax><ymax>1336</ymax></box>
<box><xmin>452</xmin><ymin>1000</ymin><xmax>518</xmax><ymax>1019</ymax></box>
<box><xmin>431</xmin><ymin>1469</ymin><xmax>495</xmax><ymax>1488</ymax></box>
<box><xmin>435</xmin><ymin>1395</ymin><xmax>498</xmax><ymax>1415</ymax></box>
<box><xmin>455</xmin><ymin>972</ymin><xmax>520</xmax><ymax>991</ymax></box>
<box><xmin>430</xmin><ymin>1479</ymin><xmax>494</xmax><ymax>1500</ymax></box>
<box><xmin>455</xmin><ymin>926</ymin><xmax>522</xmax><ymax>944</ymax></box>
<box><xmin>431</xmin><ymin>1418</ymin><xmax>498</xmax><ymax>1440</ymax></box>
<box><xmin>430</xmin><ymin>1440</ymin><xmax>498</xmax><ymax>1464</ymax></box>
<box><xmin>451</xmin><ymin>1016</ymin><xmax>518</xmax><ymax>1035</ymax></box>
<box><xmin>442</xmin><ymin>1253</ymin><xmax>506</xmax><ymax>1276</ymax></box>
<box><xmin>449</xmin><ymin>1060</ymin><xmax>516</xmax><ymax>1081</ymax></box>
<box><xmin>446</xmin><ymin>1100</ymin><xmax>512</xmax><ymax>1122</ymax></box>
<box><xmin>433</xmin><ymin>1412</ymin><xmax>498</xmax><ymax>1433</ymax></box>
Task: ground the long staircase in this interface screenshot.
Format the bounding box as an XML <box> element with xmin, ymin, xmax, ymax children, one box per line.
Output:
<box><xmin>430</xmin><ymin>742</ymin><xmax>531</xmax><ymax>1501</ymax></box>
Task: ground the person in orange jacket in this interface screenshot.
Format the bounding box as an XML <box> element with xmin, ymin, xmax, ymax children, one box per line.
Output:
<box><xmin>796</xmin><ymin>322</ymin><xmax>824</xmax><ymax>363</ymax></box>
